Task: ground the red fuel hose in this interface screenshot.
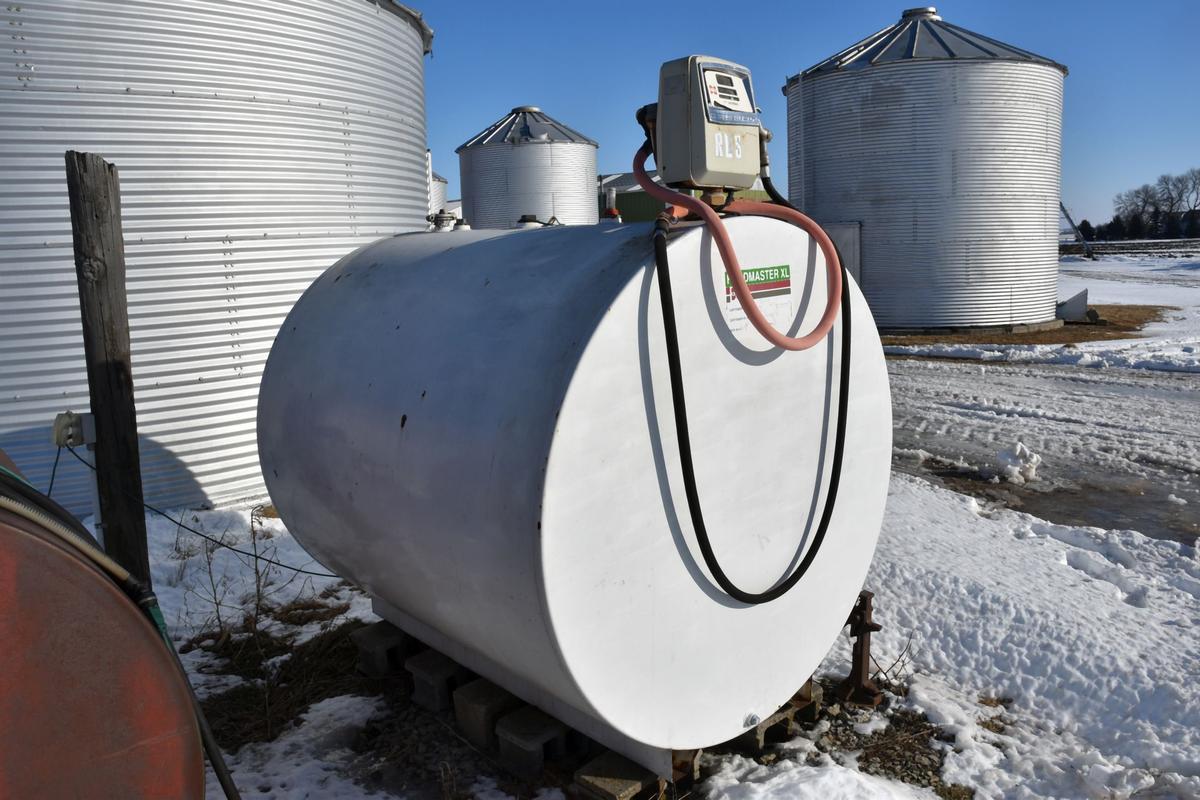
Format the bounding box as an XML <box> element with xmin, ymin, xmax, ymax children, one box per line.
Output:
<box><xmin>632</xmin><ymin>142</ymin><xmax>842</xmax><ymax>350</ymax></box>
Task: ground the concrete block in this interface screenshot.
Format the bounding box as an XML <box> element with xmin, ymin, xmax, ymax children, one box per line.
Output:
<box><xmin>349</xmin><ymin>620</ymin><xmax>413</xmax><ymax>677</ymax></box>
<box><xmin>453</xmin><ymin>678</ymin><xmax>523</xmax><ymax>751</ymax></box>
<box><xmin>404</xmin><ymin>648</ymin><xmax>473</xmax><ymax>712</ymax></box>
<box><xmin>574</xmin><ymin>750</ymin><xmax>660</xmax><ymax>800</ymax></box>
<box><xmin>734</xmin><ymin>705</ymin><xmax>798</xmax><ymax>752</ymax></box>
<box><xmin>496</xmin><ymin>706</ymin><xmax>568</xmax><ymax>781</ymax></box>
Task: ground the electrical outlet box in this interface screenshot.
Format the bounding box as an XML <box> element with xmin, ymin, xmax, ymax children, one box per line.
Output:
<box><xmin>656</xmin><ymin>55</ymin><xmax>761</xmax><ymax>191</ymax></box>
<box><xmin>52</xmin><ymin>411</ymin><xmax>95</xmax><ymax>448</ymax></box>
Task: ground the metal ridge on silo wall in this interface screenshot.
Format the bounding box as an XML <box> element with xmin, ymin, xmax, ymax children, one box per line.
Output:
<box><xmin>460</xmin><ymin>142</ymin><xmax>599</xmax><ymax>229</ymax></box>
<box><xmin>0</xmin><ymin>0</ymin><xmax>431</xmax><ymax>514</ymax></box>
<box><xmin>786</xmin><ymin>57</ymin><xmax>1064</xmax><ymax>329</ymax></box>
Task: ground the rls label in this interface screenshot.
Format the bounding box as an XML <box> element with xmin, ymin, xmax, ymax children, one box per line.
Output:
<box><xmin>713</xmin><ymin>132</ymin><xmax>744</xmax><ymax>159</ymax></box>
<box><xmin>725</xmin><ymin>264</ymin><xmax>792</xmax><ymax>332</ymax></box>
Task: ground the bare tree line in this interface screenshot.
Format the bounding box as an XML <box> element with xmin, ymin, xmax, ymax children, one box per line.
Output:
<box><xmin>1081</xmin><ymin>167</ymin><xmax>1200</xmax><ymax>241</ymax></box>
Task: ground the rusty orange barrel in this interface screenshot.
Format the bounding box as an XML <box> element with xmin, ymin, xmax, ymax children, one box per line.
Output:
<box><xmin>0</xmin><ymin>503</ymin><xmax>204</xmax><ymax>798</ymax></box>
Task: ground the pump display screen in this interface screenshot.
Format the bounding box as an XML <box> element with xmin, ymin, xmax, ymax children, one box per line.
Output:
<box><xmin>703</xmin><ymin>69</ymin><xmax>753</xmax><ymax>113</ymax></box>
<box><xmin>699</xmin><ymin>65</ymin><xmax>759</xmax><ymax>126</ymax></box>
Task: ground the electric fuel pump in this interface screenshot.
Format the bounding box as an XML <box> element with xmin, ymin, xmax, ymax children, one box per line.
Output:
<box><xmin>634</xmin><ymin>55</ymin><xmax>854</xmax><ymax>605</ymax></box>
<box><xmin>655</xmin><ymin>56</ymin><xmax>762</xmax><ymax>191</ymax></box>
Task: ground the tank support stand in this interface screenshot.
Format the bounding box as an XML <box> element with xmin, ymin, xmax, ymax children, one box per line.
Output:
<box><xmin>495</xmin><ymin>706</ymin><xmax>571</xmax><ymax>781</ymax></box>
<box><xmin>791</xmin><ymin>678</ymin><xmax>822</xmax><ymax>725</ymax></box>
<box><xmin>835</xmin><ymin>590</ymin><xmax>884</xmax><ymax>708</ymax></box>
<box><xmin>349</xmin><ymin>620</ymin><xmax>419</xmax><ymax>677</ymax></box>
<box><xmin>404</xmin><ymin>649</ymin><xmax>474</xmax><ymax>712</ymax></box>
<box><xmin>574</xmin><ymin>751</ymin><xmax>663</xmax><ymax>800</ymax></box>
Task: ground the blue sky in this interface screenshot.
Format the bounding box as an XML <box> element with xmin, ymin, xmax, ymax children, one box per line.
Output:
<box><xmin>421</xmin><ymin>1</ymin><xmax>1198</xmax><ymax>226</ymax></box>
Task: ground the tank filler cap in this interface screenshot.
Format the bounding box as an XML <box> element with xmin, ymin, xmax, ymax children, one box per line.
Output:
<box><xmin>901</xmin><ymin>7</ymin><xmax>940</xmax><ymax>19</ymax></box>
<box><xmin>512</xmin><ymin>105</ymin><xmax>541</xmax><ymax>113</ymax></box>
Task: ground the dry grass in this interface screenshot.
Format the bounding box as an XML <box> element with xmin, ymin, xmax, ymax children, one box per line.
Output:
<box><xmin>197</xmin><ymin>616</ymin><xmax>520</xmax><ymax>798</ymax></box>
<box><xmin>979</xmin><ymin>717</ymin><xmax>1008</xmax><ymax>735</ymax></box>
<box><xmin>199</xmin><ymin>619</ymin><xmax>369</xmax><ymax>751</ymax></box>
<box><xmin>881</xmin><ymin>305</ymin><xmax>1172</xmax><ymax>347</ymax></box>
<box><xmin>183</xmin><ymin>623</ymin><xmax>290</xmax><ymax>681</ymax></box>
<box><xmin>275</xmin><ymin>597</ymin><xmax>352</xmax><ymax>626</ymax></box>
<box><xmin>805</xmin><ymin>680</ymin><xmax>975</xmax><ymax>799</ymax></box>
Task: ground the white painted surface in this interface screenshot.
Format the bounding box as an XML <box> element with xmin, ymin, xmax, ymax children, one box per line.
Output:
<box><xmin>257</xmin><ymin>218</ymin><xmax>892</xmax><ymax>764</ymax></box>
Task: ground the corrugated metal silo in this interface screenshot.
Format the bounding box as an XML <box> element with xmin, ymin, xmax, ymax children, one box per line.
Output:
<box><xmin>0</xmin><ymin>0</ymin><xmax>433</xmax><ymax>514</ymax></box>
<box><xmin>457</xmin><ymin>107</ymin><xmax>598</xmax><ymax>229</ymax></box>
<box><xmin>784</xmin><ymin>7</ymin><xmax>1066</xmax><ymax>329</ymax></box>
<box><xmin>430</xmin><ymin>171</ymin><xmax>449</xmax><ymax>215</ymax></box>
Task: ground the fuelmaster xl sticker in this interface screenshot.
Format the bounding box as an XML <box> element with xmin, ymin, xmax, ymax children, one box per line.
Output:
<box><xmin>725</xmin><ymin>264</ymin><xmax>792</xmax><ymax>332</ymax></box>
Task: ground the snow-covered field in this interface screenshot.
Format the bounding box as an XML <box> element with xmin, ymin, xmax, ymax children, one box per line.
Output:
<box><xmin>846</xmin><ymin>476</ymin><xmax>1198</xmax><ymax>799</ymax></box>
<box><xmin>888</xmin><ymin>359</ymin><xmax>1199</xmax><ymax>540</ymax></box>
<box><xmin>156</xmin><ymin>473</ymin><xmax>1199</xmax><ymax>800</ymax></box>
<box><xmin>886</xmin><ymin>255</ymin><xmax>1200</xmax><ymax>373</ymax></box>
<box><xmin>141</xmin><ymin>254</ymin><xmax>1197</xmax><ymax>799</ymax></box>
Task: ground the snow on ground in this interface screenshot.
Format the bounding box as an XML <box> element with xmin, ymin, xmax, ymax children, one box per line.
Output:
<box><xmin>470</xmin><ymin>778</ymin><xmax>564</xmax><ymax>800</ymax></box>
<box><xmin>147</xmin><ymin>469</ymin><xmax>1200</xmax><ymax>800</ymax></box>
<box><xmin>862</xmin><ymin>475</ymin><xmax>1198</xmax><ymax>798</ymax></box>
<box><xmin>703</xmin><ymin>753</ymin><xmax>937</xmax><ymax>799</ymax></box>
<box><xmin>143</xmin><ymin>507</ymin><xmax>368</xmax><ymax>638</ymax></box>
<box><xmin>702</xmin><ymin>474</ymin><xmax>1200</xmax><ymax>800</ymax></box>
<box><xmin>206</xmin><ymin>695</ymin><xmax>388</xmax><ymax>800</ymax></box>
<box><xmin>888</xmin><ymin>358</ymin><xmax>1200</xmax><ymax>511</ymax></box>
<box><xmin>886</xmin><ymin>255</ymin><xmax>1200</xmax><ymax>373</ymax></box>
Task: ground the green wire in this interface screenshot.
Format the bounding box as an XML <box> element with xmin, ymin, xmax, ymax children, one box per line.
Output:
<box><xmin>0</xmin><ymin>463</ymin><xmax>35</xmax><ymax>489</ymax></box>
<box><xmin>146</xmin><ymin>599</ymin><xmax>171</xmax><ymax>640</ymax></box>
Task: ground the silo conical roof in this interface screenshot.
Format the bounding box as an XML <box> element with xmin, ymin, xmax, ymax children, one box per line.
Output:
<box><xmin>793</xmin><ymin>6</ymin><xmax>1067</xmax><ymax>82</ymax></box>
<box><xmin>455</xmin><ymin>106</ymin><xmax>598</xmax><ymax>152</ymax></box>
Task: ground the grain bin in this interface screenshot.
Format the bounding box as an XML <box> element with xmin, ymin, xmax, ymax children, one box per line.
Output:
<box><xmin>0</xmin><ymin>0</ymin><xmax>433</xmax><ymax>514</ymax></box>
<box><xmin>457</xmin><ymin>107</ymin><xmax>598</xmax><ymax>228</ymax></box>
<box><xmin>430</xmin><ymin>171</ymin><xmax>449</xmax><ymax>215</ymax></box>
<box><xmin>784</xmin><ymin>7</ymin><xmax>1066</xmax><ymax>329</ymax></box>
<box><xmin>424</xmin><ymin>148</ymin><xmax>448</xmax><ymax>215</ymax></box>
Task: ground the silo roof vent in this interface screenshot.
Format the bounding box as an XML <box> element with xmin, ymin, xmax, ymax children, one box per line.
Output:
<box><xmin>791</xmin><ymin>6</ymin><xmax>1067</xmax><ymax>82</ymax></box>
<box><xmin>900</xmin><ymin>7</ymin><xmax>940</xmax><ymax>20</ymax></box>
<box><xmin>456</xmin><ymin>107</ymin><xmax>598</xmax><ymax>152</ymax></box>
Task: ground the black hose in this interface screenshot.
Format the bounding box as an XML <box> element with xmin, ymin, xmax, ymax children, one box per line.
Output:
<box><xmin>173</xmin><ymin>639</ymin><xmax>243</xmax><ymax>799</ymax></box>
<box><xmin>761</xmin><ymin>174</ymin><xmax>790</xmax><ymax>209</ymax></box>
<box><xmin>652</xmin><ymin>197</ymin><xmax>853</xmax><ymax>605</ymax></box>
<box><xmin>131</xmin><ymin>587</ymin><xmax>243</xmax><ymax>800</ymax></box>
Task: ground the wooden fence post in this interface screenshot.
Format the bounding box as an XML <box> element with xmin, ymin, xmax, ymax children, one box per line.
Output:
<box><xmin>64</xmin><ymin>151</ymin><xmax>152</xmax><ymax>586</ymax></box>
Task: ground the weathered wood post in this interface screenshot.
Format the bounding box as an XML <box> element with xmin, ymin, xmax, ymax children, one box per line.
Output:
<box><xmin>64</xmin><ymin>151</ymin><xmax>152</xmax><ymax>586</ymax></box>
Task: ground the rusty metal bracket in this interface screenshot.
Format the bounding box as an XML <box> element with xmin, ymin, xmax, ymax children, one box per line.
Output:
<box><xmin>835</xmin><ymin>590</ymin><xmax>884</xmax><ymax>707</ymax></box>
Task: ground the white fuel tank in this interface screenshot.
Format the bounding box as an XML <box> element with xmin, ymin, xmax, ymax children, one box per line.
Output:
<box><xmin>257</xmin><ymin>218</ymin><xmax>892</xmax><ymax>772</ymax></box>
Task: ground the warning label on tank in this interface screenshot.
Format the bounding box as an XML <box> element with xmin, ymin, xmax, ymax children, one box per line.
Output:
<box><xmin>725</xmin><ymin>264</ymin><xmax>792</xmax><ymax>332</ymax></box>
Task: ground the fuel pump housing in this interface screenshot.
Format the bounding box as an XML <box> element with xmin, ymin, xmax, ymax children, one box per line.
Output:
<box><xmin>656</xmin><ymin>55</ymin><xmax>762</xmax><ymax>190</ymax></box>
